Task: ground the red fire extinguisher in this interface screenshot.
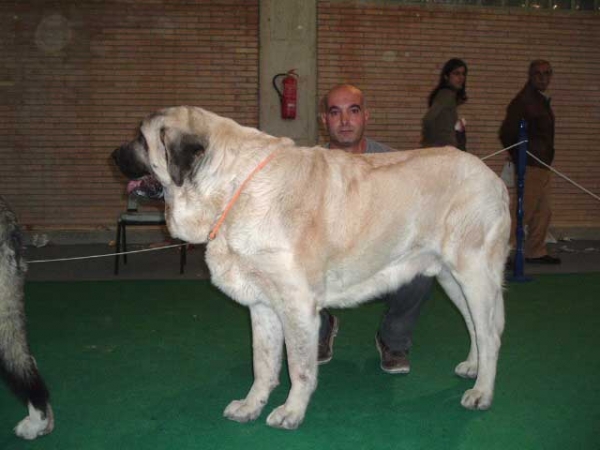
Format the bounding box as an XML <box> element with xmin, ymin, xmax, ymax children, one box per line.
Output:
<box><xmin>272</xmin><ymin>69</ymin><xmax>298</xmax><ymax>120</ymax></box>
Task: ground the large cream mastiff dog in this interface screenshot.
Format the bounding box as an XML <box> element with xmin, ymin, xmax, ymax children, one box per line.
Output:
<box><xmin>112</xmin><ymin>106</ymin><xmax>510</xmax><ymax>430</ymax></box>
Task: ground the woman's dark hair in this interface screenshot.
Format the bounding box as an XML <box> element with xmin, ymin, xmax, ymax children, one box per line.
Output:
<box><xmin>427</xmin><ymin>58</ymin><xmax>468</xmax><ymax>107</ymax></box>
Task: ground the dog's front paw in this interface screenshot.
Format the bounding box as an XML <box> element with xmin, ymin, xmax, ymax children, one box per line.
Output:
<box><xmin>461</xmin><ymin>388</ymin><xmax>492</xmax><ymax>410</ymax></box>
<box><xmin>266</xmin><ymin>404</ymin><xmax>305</xmax><ymax>430</ymax></box>
<box><xmin>455</xmin><ymin>361</ymin><xmax>478</xmax><ymax>379</ymax></box>
<box><xmin>14</xmin><ymin>405</ymin><xmax>54</xmax><ymax>440</ymax></box>
<box><xmin>223</xmin><ymin>399</ymin><xmax>264</xmax><ymax>423</ymax></box>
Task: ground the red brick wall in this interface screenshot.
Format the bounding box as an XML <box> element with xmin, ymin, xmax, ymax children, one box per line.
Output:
<box><xmin>318</xmin><ymin>1</ymin><xmax>600</xmax><ymax>233</ymax></box>
<box><xmin>1</xmin><ymin>1</ymin><xmax>599</xmax><ymax>235</ymax></box>
<box><xmin>0</xmin><ymin>0</ymin><xmax>259</xmax><ymax>229</ymax></box>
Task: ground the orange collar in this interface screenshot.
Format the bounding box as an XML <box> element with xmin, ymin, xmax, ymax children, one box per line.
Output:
<box><xmin>208</xmin><ymin>150</ymin><xmax>280</xmax><ymax>240</ymax></box>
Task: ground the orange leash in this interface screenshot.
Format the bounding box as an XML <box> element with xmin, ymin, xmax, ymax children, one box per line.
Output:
<box><xmin>208</xmin><ymin>150</ymin><xmax>280</xmax><ymax>240</ymax></box>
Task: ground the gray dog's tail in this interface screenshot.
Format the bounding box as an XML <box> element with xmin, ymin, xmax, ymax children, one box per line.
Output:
<box><xmin>0</xmin><ymin>356</ymin><xmax>51</xmax><ymax>414</ymax></box>
<box><xmin>0</xmin><ymin>197</ymin><xmax>51</xmax><ymax>416</ymax></box>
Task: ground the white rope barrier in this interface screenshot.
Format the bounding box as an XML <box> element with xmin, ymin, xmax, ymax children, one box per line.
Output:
<box><xmin>524</xmin><ymin>152</ymin><xmax>600</xmax><ymax>202</ymax></box>
<box><xmin>28</xmin><ymin>243</ymin><xmax>187</xmax><ymax>264</ymax></box>
<box><xmin>480</xmin><ymin>140</ymin><xmax>527</xmax><ymax>161</ymax></box>
<box><xmin>480</xmin><ymin>141</ymin><xmax>600</xmax><ymax>203</ymax></box>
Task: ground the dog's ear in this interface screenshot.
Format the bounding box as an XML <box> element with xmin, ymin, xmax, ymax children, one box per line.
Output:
<box><xmin>160</xmin><ymin>128</ymin><xmax>205</xmax><ymax>187</ymax></box>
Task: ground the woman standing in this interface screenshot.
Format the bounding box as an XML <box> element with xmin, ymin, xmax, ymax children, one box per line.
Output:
<box><xmin>422</xmin><ymin>58</ymin><xmax>468</xmax><ymax>150</ymax></box>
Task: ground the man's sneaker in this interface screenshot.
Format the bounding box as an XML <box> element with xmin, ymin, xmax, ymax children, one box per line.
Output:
<box><xmin>375</xmin><ymin>334</ymin><xmax>410</xmax><ymax>374</ymax></box>
<box><xmin>317</xmin><ymin>315</ymin><xmax>339</xmax><ymax>365</ymax></box>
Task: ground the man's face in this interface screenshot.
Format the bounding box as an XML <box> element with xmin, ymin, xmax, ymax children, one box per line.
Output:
<box><xmin>321</xmin><ymin>87</ymin><xmax>369</xmax><ymax>150</ymax></box>
<box><xmin>530</xmin><ymin>63</ymin><xmax>553</xmax><ymax>92</ymax></box>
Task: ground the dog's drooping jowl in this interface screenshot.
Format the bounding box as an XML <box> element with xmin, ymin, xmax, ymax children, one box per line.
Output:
<box><xmin>0</xmin><ymin>196</ymin><xmax>54</xmax><ymax>439</ymax></box>
<box><xmin>112</xmin><ymin>106</ymin><xmax>510</xmax><ymax>430</ymax></box>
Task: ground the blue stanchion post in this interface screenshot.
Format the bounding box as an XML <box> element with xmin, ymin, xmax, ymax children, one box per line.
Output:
<box><xmin>511</xmin><ymin>119</ymin><xmax>532</xmax><ymax>282</ymax></box>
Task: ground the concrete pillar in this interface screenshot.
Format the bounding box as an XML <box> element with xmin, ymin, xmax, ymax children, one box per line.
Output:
<box><xmin>259</xmin><ymin>0</ymin><xmax>317</xmax><ymax>146</ymax></box>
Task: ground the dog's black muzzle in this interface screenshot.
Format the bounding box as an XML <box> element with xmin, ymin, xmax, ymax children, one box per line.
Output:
<box><xmin>111</xmin><ymin>146</ymin><xmax>150</xmax><ymax>180</ymax></box>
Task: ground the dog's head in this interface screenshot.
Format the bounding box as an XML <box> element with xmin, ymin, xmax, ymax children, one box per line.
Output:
<box><xmin>112</xmin><ymin>107</ymin><xmax>207</xmax><ymax>191</ymax></box>
<box><xmin>112</xmin><ymin>106</ymin><xmax>285</xmax><ymax>243</ymax></box>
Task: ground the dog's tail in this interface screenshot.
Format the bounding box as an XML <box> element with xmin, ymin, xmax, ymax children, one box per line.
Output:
<box><xmin>0</xmin><ymin>199</ymin><xmax>51</xmax><ymax>417</ymax></box>
<box><xmin>0</xmin><ymin>316</ymin><xmax>51</xmax><ymax>415</ymax></box>
<box><xmin>0</xmin><ymin>277</ymin><xmax>52</xmax><ymax>417</ymax></box>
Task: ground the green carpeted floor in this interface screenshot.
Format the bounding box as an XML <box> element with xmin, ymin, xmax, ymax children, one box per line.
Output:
<box><xmin>1</xmin><ymin>274</ymin><xmax>598</xmax><ymax>449</ymax></box>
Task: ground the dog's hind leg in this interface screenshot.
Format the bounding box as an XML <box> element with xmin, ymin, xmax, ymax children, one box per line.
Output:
<box><xmin>224</xmin><ymin>303</ymin><xmax>284</xmax><ymax>423</ymax></box>
<box><xmin>454</xmin><ymin>270</ymin><xmax>504</xmax><ymax>410</ymax></box>
<box><xmin>265</xmin><ymin>289</ymin><xmax>319</xmax><ymax>430</ymax></box>
<box><xmin>436</xmin><ymin>268</ymin><xmax>478</xmax><ymax>379</ymax></box>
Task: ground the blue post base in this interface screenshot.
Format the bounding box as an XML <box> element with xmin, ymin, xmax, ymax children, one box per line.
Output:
<box><xmin>506</xmin><ymin>251</ymin><xmax>533</xmax><ymax>282</ymax></box>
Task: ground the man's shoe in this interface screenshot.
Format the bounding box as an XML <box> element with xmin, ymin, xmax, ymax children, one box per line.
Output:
<box><xmin>317</xmin><ymin>315</ymin><xmax>339</xmax><ymax>365</ymax></box>
<box><xmin>525</xmin><ymin>255</ymin><xmax>561</xmax><ymax>265</ymax></box>
<box><xmin>375</xmin><ymin>334</ymin><xmax>410</xmax><ymax>374</ymax></box>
